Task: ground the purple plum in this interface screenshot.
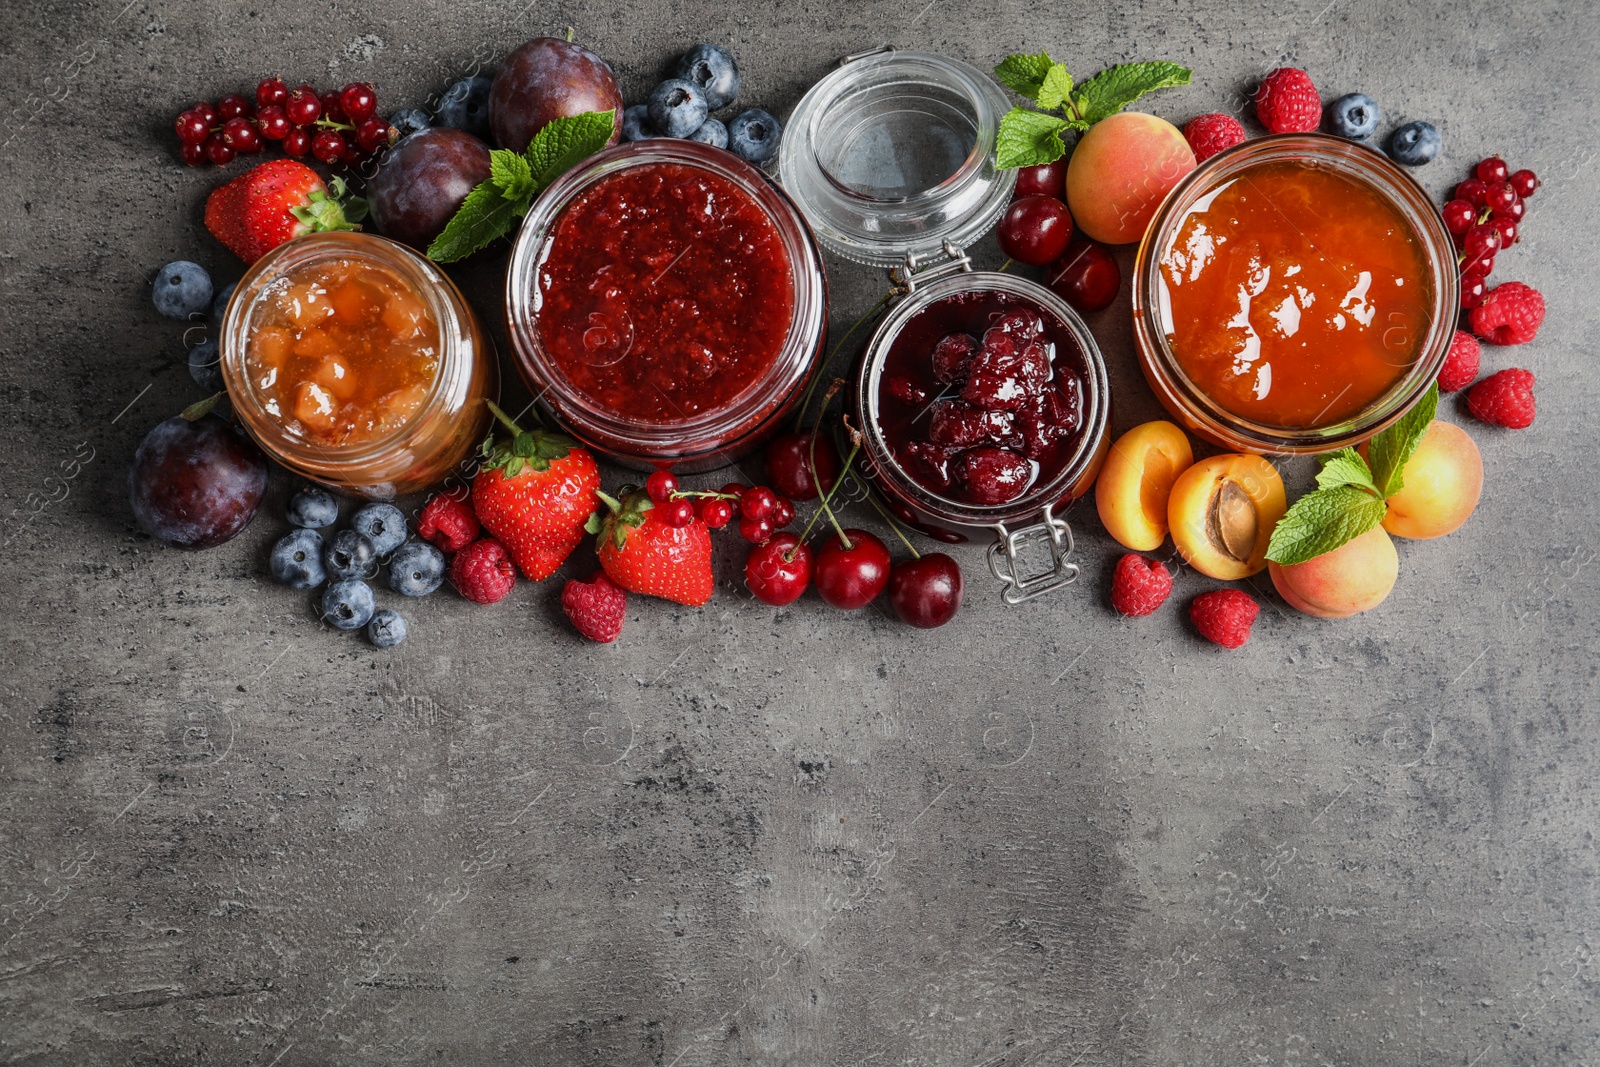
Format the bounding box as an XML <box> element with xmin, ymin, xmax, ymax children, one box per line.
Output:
<box><xmin>488</xmin><ymin>38</ymin><xmax>623</xmax><ymax>152</ymax></box>
<box><xmin>129</xmin><ymin>413</ymin><xmax>268</xmax><ymax>549</ymax></box>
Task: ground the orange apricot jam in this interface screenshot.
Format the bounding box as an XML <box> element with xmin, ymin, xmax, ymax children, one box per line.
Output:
<box><xmin>245</xmin><ymin>258</ymin><xmax>440</xmax><ymax>446</ymax></box>
<box><xmin>1157</xmin><ymin>159</ymin><xmax>1431</xmax><ymax>429</ymax></box>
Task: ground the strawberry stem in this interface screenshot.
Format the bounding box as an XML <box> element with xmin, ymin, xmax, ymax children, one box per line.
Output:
<box><xmin>486</xmin><ymin>399</ymin><xmax>522</xmax><ymax>435</ymax></box>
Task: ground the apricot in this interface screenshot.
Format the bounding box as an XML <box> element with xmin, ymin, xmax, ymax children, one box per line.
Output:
<box><xmin>1269</xmin><ymin>525</ymin><xmax>1398</xmax><ymax>618</ymax></box>
<box><xmin>1359</xmin><ymin>421</ymin><xmax>1483</xmax><ymax>539</ymax></box>
<box><xmin>1095</xmin><ymin>420</ymin><xmax>1194</xmax><ymax>551</ymax></box>
<box><xmin>1066</xmin><ymin>112</ymin><xmax>1197</xmax><ymax>245</ymax></box>
<box><xmin>1168</xmin><ymin>454</ymin><xmax>1286</xmax><ymax>580</ymax></box>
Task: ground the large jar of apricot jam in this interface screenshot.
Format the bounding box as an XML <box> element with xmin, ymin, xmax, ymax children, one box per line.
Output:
<box><xmin>505</xmin><ymin>139</ymin><xmax>827</xmax><ymax>472</ymax></box>
<box><xmin>1133</xmin><ymin>134</ymin><xmax>1458</xmax><ymax>454</ymax></box>
<box><xmin>220</xmin><ymin>232</ymin><xmax>496</xmax><ymax>499</ymax></box>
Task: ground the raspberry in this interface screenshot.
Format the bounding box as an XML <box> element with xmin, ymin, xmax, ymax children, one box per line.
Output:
<box><xmin>1254</xmin><ymin>68</ymin><xmax>1321</xmax><ymax>134</ymax></box>
<box><xmin>449</xmin><ymin>538</ymin><xmax>516</xmax><ymax>604</ymax></box>
<box><xmin>1437</xmin><ymin>330</ymin><xmax>1481</xmax><ymax>392</ymax></box>
<box><xmin>561</xmin><ymin>571</ymin><xmax>627</xmax><ymax>643</ymax></box>
<box><xmin>1110</xmin><ymin>553</ymin><xmax>1173</xmax><ymax>617</ymax></box>
<box><xmin>1469</xmin><ymin>281</ymin><xmax>1545</xmax><ymax>345</ymax></box>
<box><xmin>1467</xmin><ymin>368</ymin><xmax>1536</xmax><ymax>429</ymax></box>
<box><xmin>417</xmin><ymin>491</ymin><xmax>479</xmax><ymax>552</ymax></box>
<box><xmin>1189</xmin><ymin>589</ymin><xmax>1260</xmax><ymax>649</ymax></box>
<box><xmin>1183</xmin><ymin>113</ymin><xmax>1247</xmax><ymax>163</ymax></box>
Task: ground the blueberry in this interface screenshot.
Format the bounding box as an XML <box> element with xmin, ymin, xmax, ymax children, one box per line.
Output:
<box><xmin>648</xmin><ymin>79</ymin><xmax>709</xmax><ymax>139</ymax></box>
<box><xmin>367</xmin><ymin>609</ymin><xmax>408</xmax><ymax>648</ymax></box>
<box><xmin>676</xmin><ymin>43</ymin><xmax>740</xmax><ymax>111</ymax></box>
<box><xmin>1388</xmin><ymin>121</ymin><xmax>1441</xmax><ymax>166</ymax></box>
<box><xmin>621</xmin><ymin>104</ymin><xmax>659</xmax><ymax>142</ymax></box>
<box><xmin>270</xmin><ymin>528</ymin><xmax>327</xmax><ymax>589</ymax></box>
<box><xmin>390</xmin><ymin>107</ymin><xmax>432</xmax><ymax>139</ymax></box>
<box><xmin>152</xmin><ymin>261</ymin><xmax>213</xmax><ymax>321</ymax></box>
<box><xmin>187</xmin><ymin>337</ymin><xmax>223</xmax><ymax>393</ymax></box>
<box><xmin>324</xmin><ymin>528</ymin><xmax>377</xmax><ymax>580</ymax></box>
<box><xmin>1327</xmin><ymin>93</ymin><xmax>1381</xmax><ymax>141</ymax></box>
<box><xmin>349</xmin><ymin>502</ymin><xmax>408</xmax><ymax>556</ymax></box>
<box><xmin>436</xmin><ymin>76</ymin><xmax>492</xmax><ymax>140</ymax></box>
<box><xmin>210</xmin><ymin>281</ymin><xmax>237</xmax><ymax>328</ymax></box>
<box><xmin>321</xmin><ymin>579</ymin><xmax>376</xmax><ymax>631</ymax></box>
<box><xmin>387</xmin><ymin>541</ymin><xmax>446</xmax><ymax>597</ymax></box>
<box><xmin>728</xmin><ymin>109</ymin><xmax>783</xmax><ymax>164</ymax></box>
<box><xmin>688</xmin><ymin>117</ymin><xmax>728</xmax><ymax>149</ymax></box>
<box><xmin>287</xmin><ymin>485</ymin><xmax>339</xmax><ymax>529</ymax></box>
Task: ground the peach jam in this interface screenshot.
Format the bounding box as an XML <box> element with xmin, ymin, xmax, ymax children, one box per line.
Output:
<box><xmin>1157</xmin><ymin>158</ymin><xmax>1431</xmax><ymax>429</ymax></box>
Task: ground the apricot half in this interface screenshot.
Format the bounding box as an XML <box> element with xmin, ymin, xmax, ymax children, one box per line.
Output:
<box><xmin>1066</xmin><ymin>112</ymin><xmax>1197</xmax><ymax>245</ymax></box>
<box><xmin>1168</xmin><ymin>454</ymin><xmax>1286</xmax><ymax>580</ymax></box>
<box><xmin>1269</xmin><ymin>525</ymin><xmax>1398</xmax><ymax>618</ymax></box>
<box><xmin>1095</xmin><ymin>421</ymin><xmax>1194</xmax><ymax>551</ymax></box>
<box><xmin>1360</xmin><ymin>420</ymin><xmax>1483</xmax><ymax>539</ymax></box>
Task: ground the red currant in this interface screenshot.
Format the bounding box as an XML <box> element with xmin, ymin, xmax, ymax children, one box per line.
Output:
<box><xmin>1485</xmin><ymin>182</ymin><xmax>1518</xmax><ymax>213</ymax></box>
<box><xmin>1455</xmin><ymin>178</ymin><xmax>1489</xmax><ymax>207</ymax></box>
<box><xmin>193</xmin><ymin>101</ymin><xmax>220</xmax><ymax>127</ymax></box>
<box><xmin>355</xmin><ymin>116</ymin><xmax>393</xmax><ymax>152</ymax></box>
<box><xmin>222</xmin><ymin>115</ymin><xmax>262</xmax><ymax>153</ymax></box>
<box><xmin>1462</xmin><ymin>224</ymin><xmax>1501</xmax><ymax>258</ymax></box>
<box><xmin>340</xmin><ymin>82</ymin><xmax>378</xmax><ymax>123</ymax></box>
<box><xmin>203</xmin><ymin>131</ymin><xmax>235</xmax><ymax>166</ymax></box>
<box><xmin>1509</xmin><ymin>168</ymin><xmax>1540</xmax><ymax>199</ymax></box>
<box><xmin>997</xmin><ymin>194</ymin><xmax>1073</xmax><ymax>266</ymax></box>
<box><xmin>661</xmin><ymin>499</ymin><xmax>696</xmax><ymax>527</ymax></box>
<box><xmin>320</xmin><ymin>89</ymin><xmax>347</xmax><ymax>124</ymax></box>
<box><xmin>217</xmin><ymin>93</ymin><xmax>253</xmax><ymax>120</ymax></box>
<box><xmin>282</xmin><ymin>127</ymin><xmax>311</xmax><ymax>157</ymax></box>
<box><xmin>175</xmin><ymin>109</ymin><xmax>210</xmax><ymax>145</ymax></box>
<box><xmin>179</xmin><ymin>142</ymin><xmax>206</xmax><ymax>166</ymax></box>
<box><xmin>741</xmin><ymin>486</ymin><xmax>777</xmax><ymax>523</ymax></box>
<box><xmin>312</xmin><ymin>129</ymin><xmax>347</xmax><ymax>164</ymax></box>
<box><xmin>1441</xmin><ymin>198</ymin><xmax>1476</xmax><ymax>235</ymax></box>
<box><xmin>769</xmin><ymin>496</ymin><xmax>796</xmax><ymax>528</ymax></box>
<box><xmin>645</xmin><ymin>470</ymin><xmax>678</xmax><ymax>503</ymax></box>
<box><xmin>256</xmin><ymin>78</ymin><xmax>289</xmax><ymax>108</ymax></box>
<box><xmin>1045</xmin><ymin>240</ymin><xmax>1120</xmax><ymax>313</ymax></box>
<box><xmin>739</xmin><ymin>515</ymin><xmax>774</xmax><ymax>544</ymax></box>
<box><xmin>1491</xmin><ymin>217</ymin><xmax>1518</xmax><ymax>246</ymax></box>
<box><xmin>256</xmin><ymin>105</ymin><xmax>291</xmax><ymax>141</ymax></box>
<box><xmin>718</xmin><ymin>483</ymin><xmax>746</xmax><ymax>517</ymax></box>
<box><xmin>338</xmin><ymin>139</ymin><xmax>367</xmax><ymax>168</ymax></box>
<box><xmin>1460</xmin><ymin>251</ymin><xmax>1494</xmax><ymax>279</ymax></box>
<box><xmin>1013</xmin><ymin>160</ymin><xmax>1067</xmax><ymax>200</ymax></box>
<box><xmin>698</xmin><ymin>498</ymin><xmax>734</xmax><ymax>529</ymax></box>
<box><xmin>1460</xmin><ymin>274</ymin><xmax>1487</xmax><ymax>309</ymax></box>
<box><xmin>286</xmin><ymin>86</ymin><xmax>321</xmax><ymax>126</ymax></box>
<box><xmin>1475</xmin><ymin>156</ymin><xmax>1509</xmax><ymax>184</ymax></box>
<box><xmin>1492</xmin><ymin>196</ymin><xmax>1525</xmax><ymax>223</ymax></box>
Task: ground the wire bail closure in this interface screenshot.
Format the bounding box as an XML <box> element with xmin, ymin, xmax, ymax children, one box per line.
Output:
<box><xmin>987</xmin><ymin>506</ymin><xmax>1079</xmax><ymax>605</ymax></box>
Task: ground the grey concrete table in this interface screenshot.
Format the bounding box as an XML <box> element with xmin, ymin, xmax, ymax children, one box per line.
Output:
<box><xmin>4</xmin><ymin>1</ymin><xmax>1598</xmax><ymax>1063</ymax></box>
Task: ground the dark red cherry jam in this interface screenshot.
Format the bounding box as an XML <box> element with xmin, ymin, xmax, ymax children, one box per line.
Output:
<box><xmin>876</xmin><ymin>291</ymin><xmax>1088</xmax><ymax>507</ymax></box>
<box><xmin>534</xmin><ymin>161</ymin><xmax>796</xmax><ymax>424</ymax></box>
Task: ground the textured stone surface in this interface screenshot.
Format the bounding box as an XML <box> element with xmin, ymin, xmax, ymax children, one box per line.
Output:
<box><xmin>3</xmin><ymin>1</ymin><xmax>1599</xmax><ymax>1064</ymax></box>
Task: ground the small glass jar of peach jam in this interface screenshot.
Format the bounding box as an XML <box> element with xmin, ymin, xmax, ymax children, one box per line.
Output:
<box><xmin>220</xmin><ymin>232</ymin><xmax>496</xmax><ymax>498</ymax></box>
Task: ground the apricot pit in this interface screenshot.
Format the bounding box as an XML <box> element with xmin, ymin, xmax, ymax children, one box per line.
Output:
<box><xmin>1168</xmin><ymin>454</ymin><xmax>1286</xmax><ymax>580</ymax></box>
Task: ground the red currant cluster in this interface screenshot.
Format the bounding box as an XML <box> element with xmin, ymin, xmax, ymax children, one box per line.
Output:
<box><xmin>1441</xmin><ymin>156</ymin><xmax>1540</xmax><ymax>309</ymax></box>
<box><xmin>173</xmin><ymin>78</ymin><xmax>396</xmax><ymax>169</ymax></box>
<box><xmin>644</xmin><ymin>470</ymin><xmax>796</xmax><ymax>541</ymax></box>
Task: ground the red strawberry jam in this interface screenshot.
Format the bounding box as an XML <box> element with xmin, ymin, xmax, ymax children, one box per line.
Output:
<box><xmin>877</xmin><ymin>292</ymin><xmax>1087</xmax><ymax>506</ymax></box>
<box><xmin>534</xmin><ymin>161</ymin><xmax>796</xmax><ymax>424</ymax></box>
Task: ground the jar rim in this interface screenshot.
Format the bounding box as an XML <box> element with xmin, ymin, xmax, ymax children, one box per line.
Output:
<box><xmin>1132</xmin><ymin>133</ymin><xmax>1460</xmax><ymax>454</ymax></box>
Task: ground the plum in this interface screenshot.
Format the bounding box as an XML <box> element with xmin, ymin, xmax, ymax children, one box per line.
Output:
<box><xmin>129</xmin><ymin>412</ymin><xmax>268</xmax><ymax>550</ymax></box>
<box><xmin>488</xmin><ymin>37</ymin><xmax>623</xmax><ymax>153</ymax></box>
<box><xmin>367</xmin><ymin>127</ymin><xmax>492</xmax><ymax>251</ymax></box>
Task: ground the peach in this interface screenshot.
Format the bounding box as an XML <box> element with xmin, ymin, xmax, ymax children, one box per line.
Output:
<box><xmin>1269</xmin><ymin>525</ymin><xmax>1398</xmax><ymax>618</ymax></box>
<box><xmin>1168</xmin><ymin>454</ymin><xmax>1286</xmax><ymax>580</ymax></box>
<box><xmin>1066</xmin><ymin>112</ymin><xmax>1197</xmax><ymax>245</ymax></box>
<box><xmin>1095</xmin><ymin>420</ymin><xmax>1194</xmax><ymax>551</ymax></box>
<box><xmin>1360</xmin><ymin>420</ymin><xmax>1483</xmax><ymax>539</ymax></box>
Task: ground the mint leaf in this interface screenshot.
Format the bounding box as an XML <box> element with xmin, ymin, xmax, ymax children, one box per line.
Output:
<box><xmin>1314</xmin><ymin>448</ymin><xmax>1379</xmax><ymax>494</ymax></box>
<box><xmin>426</xmin><ymin>182</ymin><xmax>523</xmax><ymax>263</ymax></box>
<box><xmin>1072</xmin><ymin>61</ymin><xmax>1193</xmax><ymax>124</ymax></box>
<box><xmin>489</xmin><ymin>149</ymin><xmax>535</xmax><ymax>201</ymax></box>
<box><xmin>525</xmin><ymin>110</ymin><xmax>617</xmax><ymax>187</ymax></box>
<box><xmin>1036</xmin><ymin>64</ymin><xmax>1074</xmax><ymax>111</ymax></box>
<box><xmin>996</xmin><ymin>107</ymin><xmax>1071</xmax><ymax>169</ymax></box>
<box><xmin>994</xmin><ymin>52</ymin><xmax>1056</xmax><ymax>102</ymax></box>
<box><xmin>1265</xmin><ymin>485</ymin><xmax>1389</xmax><ymax>566</ymax></box>
<box><xmin>1366</xmin><ymin>383</ymin><xmax>1439</xmax><ymax>499</ymax></box>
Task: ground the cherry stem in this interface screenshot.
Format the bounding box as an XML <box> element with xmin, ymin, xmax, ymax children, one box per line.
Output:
<box><xmin>854</xmin><ymin>478</ymin><xmax>920</xmax><ymax>558</ymax></box>
<box><xmin>785</xmin><ymin>423</ymin><xmax>860</xmax><ymax>563</ymax></box>
<box><xmin>820</xmin><ymin>496</ymin><xmax>852</xmax><ymax>549</ymax></box>
<box><xmin>790</xmin><ymin>295</ymin><xmax>891</xmax><ymax>433</ymax></box>
<box><xmin>807</xmin><ymin>377</ymin><xmax>844</xmax><ymax>504</ymax></box>
<box><xmin>997</xmin><ymin>258</ymin><xmax>1014</xmax><ymax>274</ymax></box>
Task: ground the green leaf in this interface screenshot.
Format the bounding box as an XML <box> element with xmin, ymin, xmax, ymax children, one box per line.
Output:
<box><xmin>525</xmin><ymin>110</ymin><xmax>617</xmax><ymax>188</ymax></box>
<box><xmin>1265</xmin><ymin>485</ymin><xmax>1389</xmax><ymax>566</ymax></box>
<box><xmin>425</xmin><ymin>182</ymin><xmax>523</xmax><ymax>263</ymax></box>
<box><xmin>1366</xmin><ymin>383</ymin><xmax>1439</xmax><ymax>499</ymax></box>
<box><xmin>489</xmin><ymin>149</ymin><xmax>535</xmax><ymax>201</ymax></box>
<box><xmin>1036</xmin><ymin>64</ymin><xmax>1075</xmax><ymax>111</ymax></box>
<box><xmin>1314</xmin><ymin>448</ymin><xmax>1379</xmax><ymax>494</ymax></box>
<box><xmin>994</xmin><ymin>52</ymin><xmax>1056</xmax><ymax>102</ymax></box>
<box><xmin>1072</xmin><ymin>61</ymin><xmax>1193</xmax><ymax>124</ymax></box>
<box><xmin>996</xmin><ymin>107</ymin><xmax>1071</xmax><ymax>169</ymax></box>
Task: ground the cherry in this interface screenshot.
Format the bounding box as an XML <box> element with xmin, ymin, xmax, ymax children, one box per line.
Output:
<box><xmin>1454</xmin><ymin>178</ymin><xmax>1489</xmax><ymax>207</ymax></box>
<box><xmin>1013</xmin><ymin>160</ymin><xmax>1067</xmax><ymax>200</ymax></box>
<box><xmin>998</xmin><ymin>195</ymin><xmax>1073</xmax><ymax>266</ymax></box>
<box><xmin>1509</xmin><ymin>168</ymin><xmax>1540</xmax><ymax>199</ymax></box>
<box><xmin>223</xmin><ymin>116</ymin><xmax>262</xmax><ymax>153</ymax></box>
<box><xmin>660</xmin><ymin>498</ymin><xmax>695</xmax><ymax>527</ymax></box>
<box><xmin>887</xmin><ymin>553</ymin><xmax>963</xmax><ymax>628</ymax></box>
<box><xmin>745</xmin><ymin>533</ymin><xmax>812</xmax><ymax>606</ymax></box>
<box><xmin>204</xmin><ymin>131</ymin><xmax>235</xmax><ymax>166</ymax></box>
<box><xmin>645</xmin><ymin>470</ymin><xmax>678</xmax><ymax>503</ymax></box>
<box><xmin>283</xmin><ymin>128</ymin><xmax>311</xmax><ymax>157</ymax></box>
<box><xmin>217</xmin><ymin>93</ymin><xmax>253</xmax><ymax>120</ymax></box>
<box><xmin>1460</xmin><ymin>274</ymin><xmax>1487</xmax><ymax>309</ymax></box>
<box><xmin>764</xmin><ymin>431</ymin><xmax>840</xmax><ymax>500</ymax></box>
<box><xmin>1485</xmin><ymin>182</ymin><xmax>1518</xmax><ymax>213</ymax></box>
<box><xmin>814</xmin><ymin>529</ymin><xmax>891</xmax><ymax>609</ymax></box>
<box><xmin>286</xmin><ymin>86</ymin><xmax>321</xmax><ymax>126</ymax></box>
<box><xmin>256</xmin><ymin>105</ymin><xmax>291</xmax><ymax>141</ymax></box>
<box><xmin>340</xmin><ymin>82</ymin><xmax>378</xmax><ymax>123</ymax></box>
<box><xmin>739</xmin><ymin>515</ymin><xmax>774</xmax><ymax>544</ymax></box>
<box><xmin>770</xmin><ymin>496</ymin><xmax>795</xmax><ymax>528</ymax></box>
<box><xmin>1045</xmin><ymin>240</ymin><xmax>1121</xmax><ymax>313</ymax></box>
<box><xmin>179</xmin><ymin>142</ymin><xmax>206</xmax><ymax>166</ymax></box>
<box><xmin>175</xmin><ymin>109</ymin><xmax>210</xmax><ymax>145</ymax></box>
<box><xmin>312</xmin><ymin>129</ymin><xmax>347</xmax><ymax>164</ymax></box>
<box><xmin>742</xmin><ymin>486</ymin><xmax>777</xmax><ymax>523</ymax></box>
<box><xmin>698</xmin><ymin>498</ymin><xmax>734</xmax><ymax>529</ymax></box>
<box><xmin>1441</xmin><ymin>198</ymin><xmax>1476</xmax><ymax>235</ymax></box>
<box><xmin>192</xmin><ymin>101</ymin><xmax>220</xmax><ymax>127</ymax></box>
<box><xmin>1476</xmin><ymin>156</ymin><xmax>1509</xmax><ymax>184</ymax></box>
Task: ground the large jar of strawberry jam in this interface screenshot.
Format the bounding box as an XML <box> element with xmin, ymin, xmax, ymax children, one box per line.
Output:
<box><xmin>506</xmin><ymin>140</ymin><xmax>827</xmax><ymax>472</ymax></box>
<box><xmin>220</xmin><ymin>232</ymin><xmax>496</xmax><ymax>499</ymax></box>
<box><xmin>1133</xmin><ymin>134</ymin><xmax>1458</xmax><ymax>454</ymax></box>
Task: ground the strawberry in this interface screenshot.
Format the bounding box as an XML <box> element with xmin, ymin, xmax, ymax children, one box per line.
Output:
<box><xmin>204</xmin><ymin>159</ymin><xmax>366</xmax><ymax>264</ymax></box>
<box><xmin>471</xmin><ymin>402</ymin><xmax>600</xmax><ymax>581</ymax></box>
<box><xmin>590</xmin><ymin>489</ymin><xmax>713</xmax><ymax>607</ymax></box>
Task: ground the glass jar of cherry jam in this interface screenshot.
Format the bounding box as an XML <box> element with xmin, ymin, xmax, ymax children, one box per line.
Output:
<box><xmin>220</xmin><ymin>232</ymin><xmax>496</xmax><ymax>499</ymax></box>
<box><xmin>506</xmin><ymin>139</ymin><xmax>827</xmax><ymax>472</ymax></box>
<box><xmin>1133</xmin><ymin>134</ymin><xmax>1458</xmax><ymax>454</ymax></box>
<box><xmin>852</xmin><ymin>247</ymin><xmax>1110</xmax><ymax>604</ymax></box>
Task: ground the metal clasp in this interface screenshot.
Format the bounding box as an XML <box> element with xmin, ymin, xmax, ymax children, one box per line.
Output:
<box><xmin>987</xmin><ymin>506</ymin><xmax>1079</xmax><ymax>605</ymax></box>
<box><xmin>889</xmin><ymin>240</ymin><xmax>973</xmax><ymax>296</ymax></box>
<box><xmin>840</xmin><ymin>44</ymin><xmax>893</xmax><ymax>66</ymax></box>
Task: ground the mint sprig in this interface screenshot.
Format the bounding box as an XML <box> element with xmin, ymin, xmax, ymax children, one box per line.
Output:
<box><xmin>1264</xmin><ymin>384</ymin><xmax>1442</xmax><ymax>566</ymax></box>
<box><xmin>992</xmin><ymin>54</ymin><xmax>1193</xmax><ymax>170</ymax></box>
<box><xmin>426</xmin><ymin>109</ymin><xmax>616</xmax><ymax>263</ymax></box>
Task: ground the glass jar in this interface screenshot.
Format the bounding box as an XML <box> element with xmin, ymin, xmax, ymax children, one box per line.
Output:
<box><xmin>220</xmin><ymin>231</ymin><xmax>496</xmax><ymax>499</ymax></box>
<box><xmin>1132</xmin><ymin>134</ymin><xmax>1459</xmax><ymax>454</ymax></box>
<box><xmin>779</xmin><ymin>47</ymin><xmax>1016</xmax><ymax>267</ymax></box>
<box><xmin>505</xmin><ymin>139</ymin><xmax>827</xmax><ymax>473</ymax></box>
